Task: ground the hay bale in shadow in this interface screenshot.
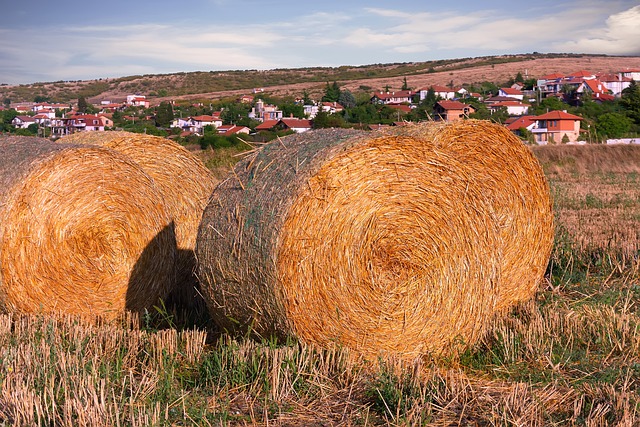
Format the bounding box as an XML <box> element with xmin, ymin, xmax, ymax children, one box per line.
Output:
<box><xmin>195</xmin><ymin>120</ymin><xmax>553</xmax><ymax>359</ymax></box>
<box><xmin>59</xmin><ymin>131</ymin><xmax>217</xmax><ymax>309</ymax></box>
<box><xmin>0</xmin><ymin>136</ymin><xmax>177</xmax><ymax>318</ymax></box>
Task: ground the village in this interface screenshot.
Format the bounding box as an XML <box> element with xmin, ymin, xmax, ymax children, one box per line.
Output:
<box><xmin>3</xmin><ymin>66</ymin><xmax>640</xmax><ymax>146</ymax></box>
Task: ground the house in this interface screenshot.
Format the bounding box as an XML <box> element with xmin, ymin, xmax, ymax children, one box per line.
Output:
<box><xmin>98</xmin><ymin>114</ymin><xmax>114</xmax><ymax>128</ymax></box>
<box><xmin>68</xmin><ymin>114</ymin><xmax>105</xmax><ymax>132</ymax></box>
<box><xmin>531</xmin><ymin>110</ymin><xmax>583</xmax><ymax>144</ymax></box>
<box><xmin>418</xmin><ymin>85</ymin><xmax>459</xmax><ymax>101</ymax></box>
<box><xmin>255</xmin><ymin>120</ymin><xmax>280</xmax><ymax>132</ymax></box>
<box><xmin>12</xmin><ymin>115</ymin><xmax>36</xmax><ymax>129</ymax></box>
<box><xmin>371</xmin><ymin>90</ymin><xmax>415</xmax><ymax>105</ymax></box>
<box><xmin>620</xmin><ymin>68</ymin><xmax>640</xmax><ymax>81</ymax></box>
<box><xmin>278</xmin><ymin>118</ymin><xmax>312</xmax><ymax>133</ymax></box>
<box><xmin>505</xmin><ymin>115</ymin><xmax>537</xmax><ymax>136</ymax></box>
<box><xmin>239</xmin><ymin>95</ymin><xmax>254</xmax><ymax>104</ymax></box>
<box><xmin>596</xmin><ymin>73</ymin><xmax>632</xmax><ymax>96</ymax></box>
<box><xmin>126</xmin><ymin>95</ymin><xmax>150</xmax><ymax>108</ymax></box>
<box><xmin>498</xmin><ymin>87</ymin><xmax>524</xmax><ymax>100</ymax></box>
<box><xmin>250</xmin><ymin>99</ymin><xmax>283</xmax><ymax>122</ymax></box>
<box><xmin>303</xmin><ymin>104</ymin><xmax>319</xmax><ymax>118</ymax></box>
<box><xmin>179</xmin><ymin>115</ymin><xmax>223</xmax><ymax>134</ymax></box>
<box><xmin>434</xmin><ymin>100</ymin><xmax>475</xmax><ymax>122</ymax></box>
<box><xmin>321</xmin><ymin>102</ymin><xmax>344</xmax><ymax>114</ymax></box>
<box><xmin>487</xmin><ymin>100</ymin><xmax>529</xmax><ymax>116</ymax></box>
<box><xmin>217</xmin><ymin>124</ymin><xmax>251</xmax><ymax>136</ymax></box>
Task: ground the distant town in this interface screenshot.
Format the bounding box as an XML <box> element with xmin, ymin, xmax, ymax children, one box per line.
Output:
<box><xmin>2</xmin><ymin>67</ymin><xmax>640</xmax><ymax>147</ymax></box>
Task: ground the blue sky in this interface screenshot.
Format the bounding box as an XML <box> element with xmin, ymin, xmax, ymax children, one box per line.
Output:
<box><xmin>1</xmin><ymin>0</ymin><xmax>639</xmax><ymax>84</ymax></box>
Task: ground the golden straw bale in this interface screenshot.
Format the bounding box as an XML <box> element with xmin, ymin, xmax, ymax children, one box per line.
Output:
<box><xmin>59</xmin><ymin>131</ymin><xmax>217</xmax><ymax>305</ymax></box>
<box><xmin>0</xmin><ymin>135</ymin><xmax>177</xmax><ymax>318</ymax></box>
<box><xmin>195</xmin><ymin>120</ymin><xmax>553</xmax><ymax>360</ymax></box>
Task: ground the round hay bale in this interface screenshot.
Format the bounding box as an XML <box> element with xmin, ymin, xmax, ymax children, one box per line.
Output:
<box><xmin>0</xmin><ymin>136</ymin><xmax>177</xmax><ymax>318</ymax></box>
<box><xmin>58</xmin><ymin>131</ymin><xmax>217</xmax><ymax>307</ymax></box>
<box><xmin>195</xmin><ymin>120</ymin><xmax>553</xmax><ymax>359</ymax></box>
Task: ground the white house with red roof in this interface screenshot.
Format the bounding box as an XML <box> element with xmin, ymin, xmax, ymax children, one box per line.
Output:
<box><xmin>255</xmin><ymin>120</ymin><xmax>280</xmax><ymax>132</ymax></box>
<box><xmin>321</xmin><ymin>102</ymin><xmax>344</xmax><ymax>114</ymax></box>
<box><xmin>371</xmin><ymin>90</ymin><xmax>415</xmax><ymax>104</ymax></box>
<box><xmin>488</xmin><ymin>100</ymin><xmax>529</xmax><ymax>116</ymax></box>
<box><xmin>217</xmin><ymin>124</ymin><xmax>251</xmax><ymax>136</ymax></box>
<box><xmin>597</xmin><ymin>73</ymin><xmax>633</xmax><ymax>96</ymax></box>
<box><xmin>11</xmin><ymin>115</ymin><xmax>36</xmax><ymax>129</ymax></box>
<box><xmin>621</xmin><ymin>68</ymin><xmax>640</xmax><ymax>81</ymax></box>
<box><xmin>417</xmin><ymin>85</ymin><xmax>461</xmax><ymax>101</ymax></box>
<box><xmin>279</xmin><ymin>118</ymin><xmax>312</xmax><ymax>133</ymax></box>
<box><xmin>126</xmin><ymin>95</ymin><xmax>150</xmax><ymax>108</ymax></box>
<box><xmin>498</xmin><ymin>87</ymin><xmax>524</xmax><ymax>100</ymax></box>
<box><xmin>505</xmin><ymin>115</ymin><xmax>537</xmax><ymax>134</ymax></box>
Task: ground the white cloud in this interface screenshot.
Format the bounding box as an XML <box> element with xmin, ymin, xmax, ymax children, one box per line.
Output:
<box><xmin>553</xmin><ymin>5</ymin><xmax>640</xmax><ymax>55</ymax></box>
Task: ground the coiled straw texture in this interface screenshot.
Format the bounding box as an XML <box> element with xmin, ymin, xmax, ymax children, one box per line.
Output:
<box><xmin>196</xmin><ymin>120</ymin><xmax>553</xmax><ymax>360</ymax></box>
<box><xmin>59</xmin><ymin>131</ymin><xmax>217</xmax><ymax>305</ymax></box>
<box><xmin>0</xmin><ymin>136</ymin><xmax>177</xmax><ymax>318</ymax></box>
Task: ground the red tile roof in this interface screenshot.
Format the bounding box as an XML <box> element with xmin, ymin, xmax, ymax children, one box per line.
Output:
<box><xmin>436</xmin><ymin>100</ymin><xmax>471</xmax><ymax>110</ymax></box>
<box><xmin>500</xmin><ymin>87</ymin><xmax>523</xmax><ymax>95</ymax></box>
<box><xmin>281</xmin><ymin>119</ymin><xmax>312</xmax><ymax>128</ymax></box>
<box><xmin>255</xmin><ymin>120</ymin><xmax>279</xmax><ymax>130</ymax></box>
<box><xmin>535</xmin><ymin>110</ymin><xmax>583</xmax><ymax>121</ymax></box>
<box><xmin>505</xmin><ymin>115</ymin><xmax>537</xmax><ymax>131</ymax></box>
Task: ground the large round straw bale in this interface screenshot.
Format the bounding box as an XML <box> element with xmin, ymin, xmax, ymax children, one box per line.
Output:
<box><xmin>196</xmin><ymin>120</ymin><xmax>553</xmax><ymax>359</ymax></box>
<box><xmin>59</xmin><ymin>131</ymin><xmax>217</xmax><ymax>305</ymax></box>
<box><xmin>0</xmin><ymin>136</ymin><xmax>177</xmax><ymax>318</ymax></box>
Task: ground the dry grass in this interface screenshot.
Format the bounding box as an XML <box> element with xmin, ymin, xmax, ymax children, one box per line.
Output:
<box><xmin>0</xmin><ymin>139</ymin><xmax>637</xmax><ymax>426</ymax></box>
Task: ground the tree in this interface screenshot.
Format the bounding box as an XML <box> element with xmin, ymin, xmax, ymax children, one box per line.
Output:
<box><xmin>77</xmin><ymin>97</ymin><xmax>88</xmax><ymax>113</ymax></box>
<box><xmin>338</xmin><ymin>90</ymin><xmax>356</xmax><ymax>109</ymax></box>
<box><xmin>3</xmin><ymin>98</ymin><xmax>11</xmax><ymax>108</ymax></box>
<box><xmin>34</xmin><ymin>95</ymin><xmax>50</xmax><ymax>103</ymax></box>
<box><xmin>302</xmin><ymin>90</ymin><xmax>313</xmax><ymax>105</ymax></box>
<box><xmin>620</xmin><ymin>80</ymin><xmax>640</xmax><ymax>125</ymax></box>
<box><xmin>281</xmin><ymin>101</ymin><xmax>304</xmax><ymax>118</ymax></box>
<box><xmin>401</xmin><ymin>77</ymin><xmax>409</xmax><ymax>91</ymax></box>
<box><xmin>322</xmin><ymin>81</ymin><xmax>341</xmax><ymax>103</ymax></box>
<box><xmin>515</xmin><ymin>72</ymin><xmax>524</xmax><ymax>84</ymax></box>
<box><xmin>155</xmin><ymin>102</ymin><xmax>174</xmax><ymax>127</ymax></box>
<box><xmin>596</xmin><ymin>112</ymin><xmax>633</xmax><ymax>139</ymax></box>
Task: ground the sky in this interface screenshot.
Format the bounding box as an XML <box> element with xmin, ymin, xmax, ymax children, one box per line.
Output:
<box><xmin>1</xmin><ymin>0</ymin><xmax>639</xmax><ymax>85</ymax></box>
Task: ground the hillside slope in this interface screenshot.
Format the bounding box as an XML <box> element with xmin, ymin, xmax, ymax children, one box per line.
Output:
<box><xmin>2</xmin><ymin>53</ymin><xmax>639</xmax><ymax>106</ymax></box>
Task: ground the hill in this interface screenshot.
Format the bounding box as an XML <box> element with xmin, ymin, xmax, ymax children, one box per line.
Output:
<box><xmin>2</xmin><ymin>53</ymin><xmax>640</xmax><ymax>106</ymax></box>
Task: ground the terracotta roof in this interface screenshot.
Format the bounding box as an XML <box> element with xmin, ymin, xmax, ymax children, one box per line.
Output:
<box><xmin>541</xmin><ymin>73</ymin><xmax>564</xmax><ymax>80</ymax></box>
<box><xmin>500</xmin><ymin>87</ymin><xmax>523</xmax><ymax>95</ymax></box>
<box><xmin>281</xmin><ymin>118</ymin><xmax>312</xmax><ymax>128</ymax></box>
<box><xmin>255</xmin><ymin>120</ymin><xmax>279</xmax><ymax>130</ymax></box>
<box><xmin>569</xmin><ymin>70</ymin><xmax>595</xmax><ymax>78</ymax></box>
<box><xmin>505</xmin><ymin>115</ymin><xmax>537</xmax><ymax>130</ymax></box>
<box><xmin>535</xmin><ymin>110</ymin><xmax>583</xmax><ymax>121</ymax></box>
<box><xmin>436</xmin><ymin>100</ymin><xmax>471</xmax><ymax>110</ymax></box>
<box><xmin>191</xmin><ymin>115</ymin><xmax>217</xmax><ymax>122</ymax></box>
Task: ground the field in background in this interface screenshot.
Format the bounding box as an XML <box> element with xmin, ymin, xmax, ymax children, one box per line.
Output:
<box><xmin>2</xmin><ymin>53</ymin><xmax>640</xmax><ymax>105</ymax></box>
<box><xmin>0</xmin><ymin>144</ymin><xmax>638</xmax><ymax>426</ymax></box>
